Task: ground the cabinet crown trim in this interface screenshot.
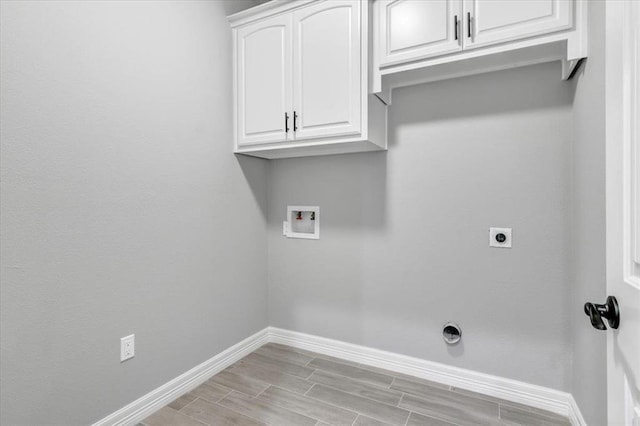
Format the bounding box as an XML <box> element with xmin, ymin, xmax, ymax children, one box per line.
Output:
<box><xmin>228</xmin><ymin>0</ymin><xmax>315</xmax><ymax>27</ymax></box>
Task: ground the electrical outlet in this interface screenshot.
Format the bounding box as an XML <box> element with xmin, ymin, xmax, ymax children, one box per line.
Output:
<box><xmin>489</xmin><ymin>227</ymin><xmax>512</xmax><ymax>248</ymax></box>
<box><xmin>120</xmin><ymin>334</ymin><xmax>135</xmax><ymax>362</ymax></box>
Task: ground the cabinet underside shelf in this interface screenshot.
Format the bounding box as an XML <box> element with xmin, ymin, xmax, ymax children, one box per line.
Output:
<box><xmin>374</xmin><ymin>39</ymin><xmax>586</xmax><ymax>106</ymax></box>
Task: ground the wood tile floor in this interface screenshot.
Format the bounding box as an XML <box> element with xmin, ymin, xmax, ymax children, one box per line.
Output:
<box><xmin>140</xmin><ymin>343</ymin><xmax>571</xmax><ymax>426</ymax></box>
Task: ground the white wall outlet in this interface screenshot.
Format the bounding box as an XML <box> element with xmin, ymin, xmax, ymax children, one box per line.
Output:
<box><xmin>489</xmin><ymin>227</ymin><xmax>512</xmax><ymax>248</ymax></box>
<box><xmin>120</xmin><ymin>334</ymin><xmax>135</xmax><ymax>362</ymax></box>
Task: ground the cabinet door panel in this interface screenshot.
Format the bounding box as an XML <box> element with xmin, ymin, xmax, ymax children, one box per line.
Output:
<box><xmin>293</xmin><ymin>0</ymin><xmax>361</xmax><ymax>140</ymax></box>
<box><xmin>237</xmin><ymin>15</ymin><xmax>292</xmax><ymax>146</ymax></box>
<box><xmin>379</xmin><ymin>0</ymin><xmax>462</xmax><ymax>66</ymax></box>
<box><xmin>464</xmin><ymin>0</ymin><xmax>572</xmax><ymax>49</ymax></box>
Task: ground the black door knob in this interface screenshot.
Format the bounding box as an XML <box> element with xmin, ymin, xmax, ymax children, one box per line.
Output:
<box><xmin>584</xmin><ymin>296</ymin><xmax>620</xmax><ymax>330</ymax></box>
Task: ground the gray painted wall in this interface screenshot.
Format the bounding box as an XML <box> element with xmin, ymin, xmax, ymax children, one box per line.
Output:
<box><xmin>570</xmin><ymin>1</ymin><xmax>607</xmax><ymax>423</ymax></box>
<box><xmin>268</xmin><ymin>62</ymin><xmax>575</xmax><ymax>390</ymax></box>
<box><xmin>0</xmin><ymin>1</ymin><xmax>268</xmax><ymax>424</ymax></box>
<box><xmin>1</xmin><ymin>0</ymin><xmax>607</xmax><ymax>422</ymax></box>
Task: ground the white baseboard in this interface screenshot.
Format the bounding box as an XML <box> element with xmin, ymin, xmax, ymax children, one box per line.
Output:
<box><xmin>93</xmin><ymin>326</ymin><xmax>586</xmax><ymax>426</ymax></box>
<box><xmin>567</xmin><ymin>394</ymin><xmax>588</xmax><ymax>426</ymax></box>
<box><xmin>92</xmin><ymin>328</ymin><xmax>270</xmax><ymax>426</ymax></box>
<box><xmin>267</xmin><ymin>327</ymin><xmax>586</xmax><ymax>426</ymax></box>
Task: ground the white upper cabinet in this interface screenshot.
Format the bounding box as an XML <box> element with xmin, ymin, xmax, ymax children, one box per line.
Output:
<box><xmin>464</xmin><ymin>0</ymin><xmax>572</xmax><ymax>49</ymax></box>
<box><xmin>293</xmin><ymin>1</ymin><xmax>361</xmax><ymax>140</ymax></box>
<box><xmin>236</xmin><ymin>14</ymin><xmax>292</xmax><ymax>147</ymax></box>
<box><xmin>373</xmin><ymin>0</ymin><xmax>587</xmax><ymax>94</ymax></box>
<box><xmin>230</xmin><ymin>1</ymin><xmax>387</xmax><ymax>159</ymax></box>
<box><xmin>379</xmin><ymin>0</ymin><xmax>462</xmax><ymax>66</ymax></box>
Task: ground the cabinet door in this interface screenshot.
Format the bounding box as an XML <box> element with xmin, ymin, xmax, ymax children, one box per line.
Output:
<box><xmin>463</xmin><ymin>0</ymin><xmax>572</xmax><ymax>50</ymax></box>
<box><xmin>292</xmin><ymin>0</ymin><xmax>361</xmax><ymax>140</ymax></box>
<box><xmin>237</xmin><ymin>14</ymin><xmax>292</xmax><ymax>146</ymax></box>
<box><xmin>378</xmin><ymin>0</ymin><xmax>462</xmax><ymax>66</ymax></box>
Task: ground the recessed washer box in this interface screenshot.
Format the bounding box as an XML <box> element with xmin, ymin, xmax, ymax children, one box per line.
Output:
<box><xmin>284</xmin><ymin>206</ymin><xmax>319</xmax><ymax>240</ymax></box>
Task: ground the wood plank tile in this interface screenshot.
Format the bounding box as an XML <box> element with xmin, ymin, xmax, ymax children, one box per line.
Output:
<box><xmin>450</xmin><ymin>386</ymin><xmax>502</xmax><ymax>404</ymax></box>
<box><xmin>307</xmin><ymin>358</ymin><xmax>394</xmax><ymax>387</ymax></box>
<box><xmin>270</xmin><ymin>345</ymin><xmax>444</xmax><ymax>390</ymax></box>
<box><xmin>399</xmin><ymin>392</ymin><xmax>499</xmax><ymax>426</ymax></box>
<box><xmin>208</xmin><ymin>370</ymin><xmax>269</xmax><ymax>397</ymax></box>
<box><xmin>500</xmin><ymin>405</ymin><xmax>571</xmax><ymax>426</ymax></box>
<box><xmin>168</xmin><ymin>392</ymin><xmax>198</xmax><ymax>411</ymax></box>
<box><xmin>270</xmin><ymin>345</ymin><xmax>446</xmax><ymax>390</ymax></box>
<box><xmin>406</xmin><ymin>412</ymin><xmax>458</xmax><ymax>426</ymax></box>
<box><xmin>501</xmin><ymin>403</ymin><xmax>570</xmax><ymax>425</ymax></box>
<box><xmin>359</xmin><ymin>365</ymin><xmax>450</xmax><ymax>391</ymax></box>
<box><xmin>393</xmin><ymin>374</ymin><xmax>449</xmax><ymax>391</ymax></box>
<box><xmin>451</xmin><ymin>386</ymin><xmax>568</xmax><ymax>422</ymax></box>
<box><xmin>307</xmin><ymin>353</ymin><xmax>362</xmax><ymax>368</ymax></box>
<box><xmin>450</xmin><ymin>386</ymin><xmax>522</xmax><ymax>408</ymax></box>
<box><xmin>148</xmin><ymin>346</ymin><xmax>556</xmax><ymax>426</ymax></box>
<box><xmin>142</xmin><ymin>406</ymin><xmax>207</xmax><ymax>426</ymax></box>
<box><xmin>306</xmin><ymin>384</ymin><xmax>410</xmax><ymax>426</ymax></box>
<box><xmin>259</xmin><ymin>386</ymin><xmax>358</xmax><ymax>425</ymax></box>
<box><xmin>230</xmin><ymin>361</ymin><xmax>313</xmax><ymax>394</ymax></box>
<box><xmin>255</xmin><ymin>344</ymin><xmax>315</xmax><ymax>366</ymax></box>
<box><xmin>243</xmin><ymin>352</ymin><xmax>315</xmax><ymax>379</ymax></box>
<box><xmin>264</xmin><ymin>343</ymin><xmax>317</xmax><ymax>356</ymax></box>
<box><xmin>218</xmin><ymin>391</ymin><xmax>317</xmax><ymax>426</ymax></box>
<box><xmin>180</xmin><ymin>397</ymin><xmax>266</xmax><ymax>426</ymax></box>
<box><xmin>191</xmin><ymin>381</ymin><xmax>232</xmax><ymax>403</ymax></box>
<box><xmin>266</xmin><ymin>343</ymin><xmax>361</xmax><ymax>367</ymax></box>
<box><xmin>390</xmin><ymin>377</ymin><xmax>449</xmax><ymax>399</ymax></box>
<box><xmin>308</xmin><ymin>370</ymin><xmax>403</xmax><ymax>406</ymax></box>
<box><xmin>353</xmin><ymin>414</ymin><xmax>393</xmax><ymax>426</ymax></box>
